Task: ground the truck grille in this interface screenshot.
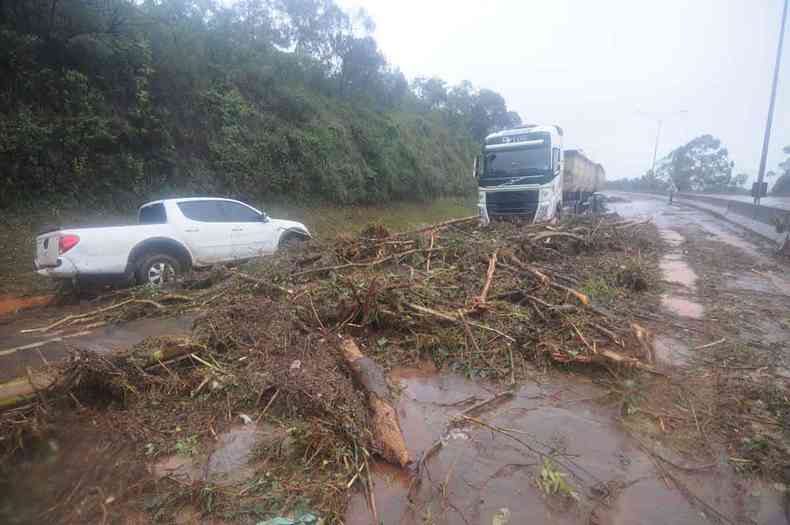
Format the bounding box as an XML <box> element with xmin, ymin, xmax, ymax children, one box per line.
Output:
<box><xmin>485</xmin><ymin>190</ymin><xmax>540</xmax><ymax>217</ymax></box>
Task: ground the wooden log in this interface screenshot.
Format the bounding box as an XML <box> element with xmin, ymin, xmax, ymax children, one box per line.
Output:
<box><xmin>339</xmin><ymin>338</ymin><xmax>410</xmax><ymax>467</ymax></box>
<box><xmin>0</xmin><ymin>337</ymin><xmax>202</xmax><ymax>411</ymax></box>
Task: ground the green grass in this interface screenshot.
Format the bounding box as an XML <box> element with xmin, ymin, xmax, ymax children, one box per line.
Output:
<box><xmin>261</xmin><ymin>196</ymin><xmax>475</xmax><ymax>238</ymax></box>
<box><xmin>580</xmin><ymin>277</ymin><xmax>617</xmax><ymax>304</ymax></box>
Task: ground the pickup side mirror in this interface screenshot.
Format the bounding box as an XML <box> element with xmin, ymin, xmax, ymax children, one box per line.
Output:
<box><xmin>473</xmin><ymin>156</ymin><xmax>480</xmax><ymax>179</ymax></box>
<box><xmin>258</xmin><ymin>213</ymin><xmax>270</xmax><ymax>222</ymax></box>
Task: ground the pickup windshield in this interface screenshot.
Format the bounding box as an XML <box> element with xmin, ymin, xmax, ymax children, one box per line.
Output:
<box><xmin>483</xmin><ymin>146</ymin><xmax>550</xmax><ymax>179</ymax></box>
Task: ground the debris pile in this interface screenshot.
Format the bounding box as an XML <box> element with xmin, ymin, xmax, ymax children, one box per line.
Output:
<box><xmin>0</xmin><ymin>213</ymin><xmax>663</xmax><ymax>523</ymax></box>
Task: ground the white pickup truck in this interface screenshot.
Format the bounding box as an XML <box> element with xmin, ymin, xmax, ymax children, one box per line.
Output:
<box><xmin>34</xmin><ymin>197</ymin><xmax>311</xmax><ymax>286</ymax></box>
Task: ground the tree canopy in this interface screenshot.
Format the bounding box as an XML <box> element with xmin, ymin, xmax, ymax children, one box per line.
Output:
<box><xmin>657</xmin><ymin>135</ymin><xmax>734</xmax><ymax>192</ymax></box>
<box><xmin>772</xmin><ymin>145</ymin><xmax>790</xmax><ymax>195</ymax></box>
<box><xmin>0</xmin><ymin>0</ymin><xmax>522</xmax><ymax>210</ymax></box>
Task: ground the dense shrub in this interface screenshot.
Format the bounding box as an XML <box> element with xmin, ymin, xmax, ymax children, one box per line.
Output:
<box><xmin>0</xmin><ymin>1</ymin><xmax>515</xmax><ymax>211</ymax></box>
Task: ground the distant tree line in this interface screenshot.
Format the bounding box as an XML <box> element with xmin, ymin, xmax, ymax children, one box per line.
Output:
<box><xmin>0</xmin><ymin>0</ymin><xmax>522</xmax><ymax>210</ymax></box>
<box><xmin>606</xmin><ymin>134</ymin><xmax>790</xmax><ymax>195</ymax></box>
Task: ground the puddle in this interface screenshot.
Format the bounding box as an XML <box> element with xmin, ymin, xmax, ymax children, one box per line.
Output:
<box><xmin>150</xmin><ymin>422</ymin><xmax>286</xmax><ymax>486</ymax></box>
<box><xmin>0</xmin><ymin>294</ymin><xmax>54</xmax><ymax>316</ymax></box>
<box><xmin>205</xmin><ymin>424</ymin><xmax>263</xmax><ymax>484</ymax></box>
<box><xmin>345</xmin><ymin>367</ymin><xmax>783</xmax><ymax>525</ymax></box>
<box><xmin>661</xmin><ymin>295</ymin><xmax>704</xmax><ymax>319</ymax></box>
<box><xmin>0</xmin><ymin>314</ymin><xmax>196</xmax><ymax>381</ymax></box>
<box><xmin>656</xmin><ymin>228</ymin><xmax>704</xmax><ymax>321</ymax></box>
<box><xmin>659</xmin><ymin>259</ymin><xmax>697</xmax><ymax>288</ymax></box>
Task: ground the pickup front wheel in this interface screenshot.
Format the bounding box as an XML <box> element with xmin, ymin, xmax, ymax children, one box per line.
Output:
<box><xmin>137</xmin><ymin>253</ymin><xmax>181</xmax><ymax>286</ymax></box>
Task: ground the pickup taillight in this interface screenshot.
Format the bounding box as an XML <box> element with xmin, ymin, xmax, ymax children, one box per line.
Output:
<box><xmin>59</xmin><ymin>234</ymin><xmax>80</xmax><ymax>254</ymax></box>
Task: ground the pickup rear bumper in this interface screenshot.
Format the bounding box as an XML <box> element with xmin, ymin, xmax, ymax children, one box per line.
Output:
<box><xmin>35</xmin><ymin>257</ymin><xmax>78</xmax><ymax>278</ymax></box>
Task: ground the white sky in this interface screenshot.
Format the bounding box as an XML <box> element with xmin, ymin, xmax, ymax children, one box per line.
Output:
<box><xmin>340</xmin><ymin>0</ymin><xmax>790</xmax><ymax>182</ymax></box>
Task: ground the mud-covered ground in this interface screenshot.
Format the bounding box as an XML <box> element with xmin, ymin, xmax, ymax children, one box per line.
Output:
<box><xmin>0</xmin><ymin>197</ymin><xmax>789</xmax><ymax>525</ymax></box>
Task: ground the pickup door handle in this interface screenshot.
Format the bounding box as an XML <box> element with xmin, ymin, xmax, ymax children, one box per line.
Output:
<box><xmin>185</xmin><ymin>228</ymin><xmax>199</xmax><ymax>233</ymax></box>
<box><xmin>231</xmin><ymin>228</ymin><xmax>243</xmax><ymax>232</ymax></box>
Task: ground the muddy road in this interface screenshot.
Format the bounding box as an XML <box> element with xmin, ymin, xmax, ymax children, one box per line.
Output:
<box><xmin>1</xmin><ymin>195</ymin><xmax>789</xmax><ymax>524</ymax></box>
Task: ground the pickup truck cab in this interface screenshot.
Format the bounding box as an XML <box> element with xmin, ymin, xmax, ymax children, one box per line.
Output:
<box><xmin>35</xmin><ymin>198</ymin><xmax>311</xmax><ymax>286</ymax></box>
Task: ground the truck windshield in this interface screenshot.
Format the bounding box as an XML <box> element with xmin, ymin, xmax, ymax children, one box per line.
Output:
<box><xmin>484</xmin><ymin>146</ymin><xmax>550</xmax><ymax>178</ymax></box>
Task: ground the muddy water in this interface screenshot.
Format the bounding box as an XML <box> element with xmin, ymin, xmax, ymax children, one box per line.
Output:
<box><xmin>655</xmin><ymin>229</ymin><xmax>705</xmax><ymax>370</ymax></box>
<box><xmin>0</xmin><ymin>314</ymin><xmax>196</xmax><ymax>381</ymax></box>
<box><xmin>346</xmin><ymin>368</ymin><xmax>787</xmax><ymax>525</ymax></box>
<box><xmin>150</xmin><ymin>422</ymin><xmax>286</xmax><ymax>486</ymax></box>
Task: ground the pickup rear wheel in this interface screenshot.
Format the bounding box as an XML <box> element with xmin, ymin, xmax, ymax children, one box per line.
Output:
<box><xmin>137</xmin><ymin>253</ymin><xmax>181</xmax><ymax>286</ymax></box>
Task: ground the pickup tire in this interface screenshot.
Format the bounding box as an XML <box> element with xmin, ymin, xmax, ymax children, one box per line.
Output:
<box><xmin>136</xmin><ymin>253</ymin><xmax>181</xmax><ymax>286</ymax></box>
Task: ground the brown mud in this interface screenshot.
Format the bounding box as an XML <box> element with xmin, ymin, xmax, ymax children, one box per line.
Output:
<box><xmin>0</xmin><ymin>295</ymin><xmax>54</xmax><ymax>316</ymax></box>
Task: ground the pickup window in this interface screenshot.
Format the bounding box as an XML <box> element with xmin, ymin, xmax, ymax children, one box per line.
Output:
<box><xmin>218</xmin><ymin>201</ymin><xmax>261</xmax><ymax>222</ymax></box>
<box><xmin>139</xmin><ymin>203</ymin><xmax>167</xmax><ymax>224</ymax></box>
<box><xmin>178</xmin><ymin>200</ymin><xmax>263</xmax><ymax>223</ymax></box>
<box><xmin>178</xmin><ymin>201</ymin><xmax>224</xmax><ymax>222</ymax></box>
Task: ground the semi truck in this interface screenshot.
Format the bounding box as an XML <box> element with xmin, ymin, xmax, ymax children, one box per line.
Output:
<box><xmin>474</xmin><ymin>124</ymin><xmax>605</xmax><ymax>224</ymax></box>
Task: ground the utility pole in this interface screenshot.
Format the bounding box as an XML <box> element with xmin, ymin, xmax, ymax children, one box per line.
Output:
<box><xmin>637</xmin><ymin>109</ymin><xmax>687</xmax><ymax>180</ymax></box>
<box><xmin>650</xmin><ymin>119</ymin><xmax>663</xmax><ymax>177</ymax></box>
<box><xmin>755</xmin><ymin>0</ymin><xmax>789</xmax><ymax>206</ymax></box>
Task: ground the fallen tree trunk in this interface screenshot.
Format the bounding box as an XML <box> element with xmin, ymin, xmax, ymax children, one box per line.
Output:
<box><xmin>339</xmin><ymin>338</ymin><xmax>410</xmax><ymax>467</ymax></box>
<box><xmin>0</xmin><ymin>337</ymin><xmax>202</xmax><ymax>411</ymax></box>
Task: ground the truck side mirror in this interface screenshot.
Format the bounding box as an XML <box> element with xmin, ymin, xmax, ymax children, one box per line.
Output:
<box><xmin>473</xmin><ymin>156</ymin><xmax>480</xmax><ymax>179</ymax></box>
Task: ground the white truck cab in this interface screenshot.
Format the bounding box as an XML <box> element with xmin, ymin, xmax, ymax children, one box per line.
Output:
<box><xmin>475</xmin><ymin>125</ymin><xmax>564</xmax><ymax>225</ymax></box>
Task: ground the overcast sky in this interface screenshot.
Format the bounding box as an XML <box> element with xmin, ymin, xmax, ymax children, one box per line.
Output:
<box><xmin>339</xmin><ymin>0</ymin><xmax>790</xmax><ymax>182</ymax></box>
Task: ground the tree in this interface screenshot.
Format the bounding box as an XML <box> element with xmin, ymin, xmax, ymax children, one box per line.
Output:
<box><xmin>411</xmin><ymin>77</ymin><xmax>447</xmax><ymax>110</ymax></box>
<box><xmin>336</xmin><ymin>35</ymin><xmax>386</xmax><ymax>96</ymax></box>
<box><xmin>726</xmin><ymin>172</ymin><xmax>749</xmax><ymax>193</ymax></box>
<box><xmin>780</xmin><ymin>145</ymin><xmax>790</xmax><ymax>177</ymax></box>
<box><xmin>658</xmin><ymin>135</ymin><xmax>734</xmax><ymax>192</ymax></box>
<box><xmin>469</xmin><ymin>88</ymin><xmax>514</xmax><ymax>141</ymax></box>
<box><xmin>772</xmin><ymin>146</ymin><xmax>790</xmax><ymax>195</ymax></box>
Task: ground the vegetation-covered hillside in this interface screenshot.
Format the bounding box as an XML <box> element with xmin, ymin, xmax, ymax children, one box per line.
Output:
<box><xmin>0</xmin><ymin>0</ymin><xmax>521</xmax><ymax>211</ymax></box>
